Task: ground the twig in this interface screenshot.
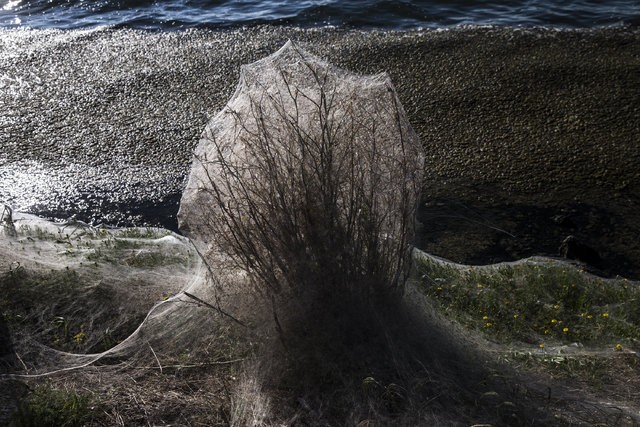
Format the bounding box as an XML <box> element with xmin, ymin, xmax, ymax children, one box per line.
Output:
<box><xmin>14</xmin><ymin>351</ymin><xmax>28</xmax><ymax>371</ymax></box>
<box><xmin>147</xmin><ymin>342</ymin><xmax>163</xmax><ymax>374</ymax></box>
<box><xmin>183</xmin><ymin>291</ymin><xmax>247</xmax><ymax>327</ymax></box>
<box><xmin>3</xmin><ymin>358</ymin><xmax>104</xmax><ymax>378</ymax></box>
<box><xmin>271</xmin><ymin>294</ymin><xmax>287</xmax><ymax>348</ymax></box>
<box><xmin>131</xmin><ymin>358</ymin><xmax>245</xmax><ymax>370</ymax></box>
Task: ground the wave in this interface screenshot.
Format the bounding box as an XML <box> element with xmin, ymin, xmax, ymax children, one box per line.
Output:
<box><xmin>1</xmin><ymin>0</ymin><xmax>639</xmax><ymax>30</ymax></box>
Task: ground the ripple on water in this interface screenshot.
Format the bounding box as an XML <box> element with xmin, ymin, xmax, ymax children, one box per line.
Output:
<box><xmin>0</xmin><ymin>0</ymin><xmax>639</xmax><ymax>30</ymax></box>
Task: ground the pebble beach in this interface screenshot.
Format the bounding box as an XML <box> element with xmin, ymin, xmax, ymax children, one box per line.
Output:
<box><xmin>1</xmin><ymin>26</ymin><xmax>638</xmax><ymax>277</ymax></box>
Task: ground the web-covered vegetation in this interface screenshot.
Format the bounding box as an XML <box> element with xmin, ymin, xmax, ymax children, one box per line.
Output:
<box><xmin>179</xmin><ymin>41</ymin><xmax>424</xmax><ymax>306</ymax></box>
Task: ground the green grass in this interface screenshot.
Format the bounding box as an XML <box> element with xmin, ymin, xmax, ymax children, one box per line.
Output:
<box><xmin>124</xmin><ymin>251</ymin><xmax>184</xmax><ymax>268</ymax></box>
<box><xmin>116</xmin><ymin>227</ymin><xmax>170</xmax><ymax>239</ymax></box>
<box><xmin>2</xmin><ymin>225</ymin><xmax>191</xmax><ymax>354</ymax></box>
<box><xmin>1</xmin><ymin>267</ymin><xmax>93</xmax><ymax>351</ymax></box>
<box><xmin>83</xmin><ymin>235</ymin><xmax>184</xmax><ymax>267</ymax></box>
<box><xmin>85</xmin><ymin>245</ymin><xmax>184</xmax><ymax>267</ymax></box>
<box><xmin>414</xmin><ymin>255</ymin><xmax>640</xmax><ymax>348</ymax></box>
<box><xmin>0</xmin><ymin>265</ymin><xmax>143</xmax><ymax>353</ymax></box>
<box><xmin>9</xmin><ymin>386</ymin><xmax>93</xmax><ymax>427</ymax></box>
<box><xmin>1</xmin><ymin>267</ymin><xmax>83</xmax><ymax>309</ymax></box>
<box><xmin>17</xmin><ymin>225</ymin><xmax>58</xmax><ymax>241</ymax></box>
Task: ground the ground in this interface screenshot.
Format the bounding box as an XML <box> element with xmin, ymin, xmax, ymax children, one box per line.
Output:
<box><xmin>0</xmin><ymin>216</ymin><xmax>638</xmax><ymax>426</ymax></box>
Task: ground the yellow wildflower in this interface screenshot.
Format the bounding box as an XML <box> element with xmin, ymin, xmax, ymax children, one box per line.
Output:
<box><xmin>539</xmin><ymin>343</ymin><xmax>545</xmax><ymax>349</ymax></box>
<box><xmin>551</xmin><ymin>319</ymin><xmax>557</xmax><ymax>324</ymax></box>
<box><xmin>615</xmin><ymin>343</ymin><xmax>623</xmax><ymax>351</ymax></box>
<box><xmin>485</xmin><ymin>322</ymin><xmax>492</xmax><ymax>327</ymax></box>
<box><xmin>563</xmin><ymin>327</ymin><xmax>569</xmax><ymax>333</ymax></box>
<box><xmin>602</xmin><ymin>313</ymin><xmax>609</xmax><ymax>318</ymax></box>
<box><xmin>73</xmin><ymin>331</ymin><xmax>86</xmax><ymax>344</ymax></box>
<box><xmin>482</xmin><ymin>315</ymin><xmax>489</xmax><ymax>321</ymax></box>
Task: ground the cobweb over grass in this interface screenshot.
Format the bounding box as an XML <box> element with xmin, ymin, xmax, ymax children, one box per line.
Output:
<box><xmin>0</xmin><ymin>213</ymin><xmax>252</xmax><ymax>377</ymax></box>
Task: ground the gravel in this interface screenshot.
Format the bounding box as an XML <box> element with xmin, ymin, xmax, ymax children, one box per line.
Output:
<box><xmin>1</xmin><ymin>26</ymin><xmax>638</xmax><ymax>276</ymax></box>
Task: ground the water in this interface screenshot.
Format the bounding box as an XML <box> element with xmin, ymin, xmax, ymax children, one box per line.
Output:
<box><xmin>1</xmin><ymin>0</ymin><xmax>639</xmax><ymax>30</ymax></box>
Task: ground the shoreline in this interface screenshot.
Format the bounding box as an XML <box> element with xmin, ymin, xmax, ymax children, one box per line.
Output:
<box><xmin>1</xmin><ymin>25</ymin><xmax>639</xmax><ymax>277</ymax></box>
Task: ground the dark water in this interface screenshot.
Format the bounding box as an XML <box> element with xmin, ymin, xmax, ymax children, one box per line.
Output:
<box><xmin>1</xmin><ymin>0</ymin><xmax>639</xmax><ymax>30</ymax></box>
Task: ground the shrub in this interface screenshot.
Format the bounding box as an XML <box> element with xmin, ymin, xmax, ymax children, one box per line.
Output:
<box><xmin>179</xmin><ymin>41</ymin><xmax>424</xmax><ymax>306</ymax></box>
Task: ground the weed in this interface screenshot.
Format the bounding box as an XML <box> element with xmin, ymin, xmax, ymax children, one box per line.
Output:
<box><xmin>415</xmin><ymin>255</ymin><xmax>640</xmax><ymax>346</ymax></box>
<box><xmin>85</xmin><ymin>248</ymin><xmax>115</xmax><ymax>264</ymax></box>
<box><xmin>116</xmin><ymin>227</ymin><xmax>169</xmax><ymax>239</ymax></box>
<box><xmin>125</xmin><ymin>252</ymin><xmax>182</xmax><ymax>268</ymax></box>
<box><xmin>0</xmin><ymin>266</ymin><xmax>133</xmax><ymax>353</ymax></box>
<box><xmin>9</xmin><ymin>385</ymin><xmax>93</xmax><ymax>427</ymax></box>
<box><xmin>112</xmin><ymin>238</ymin><xmax>142</xmax><ymax>250</ymax></box>
<box><xmin>72</xmin><ymin>329</ymin><xmax>86</xmax><ymax>345</ymax></box>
